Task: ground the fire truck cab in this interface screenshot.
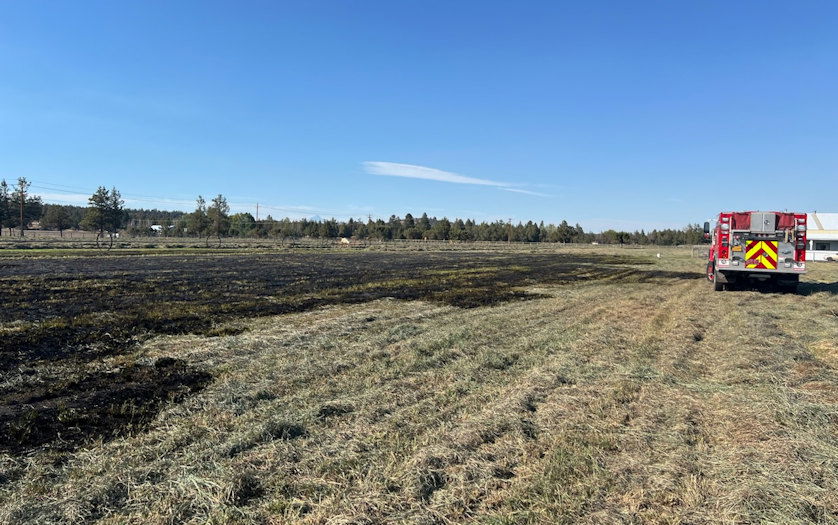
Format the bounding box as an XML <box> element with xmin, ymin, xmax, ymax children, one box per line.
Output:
<box><xmin>704</xmin><ymin>211</ymin><xmax>806</xmax><ymax>292</ymax></box>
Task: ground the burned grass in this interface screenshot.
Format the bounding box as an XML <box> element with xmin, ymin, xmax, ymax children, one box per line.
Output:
<box><xmin>0</xmin><ymin>251</ymin><xmax>666</xmax><ymax>372</ymax></box>
<box><xmin>0</xmin><ymin>358</ymin><xmax>210</xmax><ymax>454</ymax></box>
<box><xmin>0</xmin><ymin>251</ymin><xmax>836</xmax><ymax>523</ymax></box>
<box><xmin>0</xmin><ymin>251</ymin><xmax>671</xmax><ymax>454</ymax></box>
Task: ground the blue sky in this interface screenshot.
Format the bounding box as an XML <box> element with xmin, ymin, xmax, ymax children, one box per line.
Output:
<box><xmin>1</xmin><ymin>1</ymin><xmax>836</xmax><ymax>231</ymax></box>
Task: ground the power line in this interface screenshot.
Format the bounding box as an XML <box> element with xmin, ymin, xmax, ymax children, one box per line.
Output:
<box><xmin>30</xmin><ymin>183</ymin><xmax>198</xmax><ymax>207</ymax></box>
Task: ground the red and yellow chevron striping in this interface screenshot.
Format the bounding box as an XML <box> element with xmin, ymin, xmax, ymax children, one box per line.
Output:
<box><xmin>745</xmin><ymin>240</ymin><xmax>778</xmax><ymax>269</ymax></box>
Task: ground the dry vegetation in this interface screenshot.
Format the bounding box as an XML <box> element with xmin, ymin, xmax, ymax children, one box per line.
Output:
<box><xmin>1</xmin><ymin>245</ymin><xmax>836</xmax><ymax>524</ymax></box>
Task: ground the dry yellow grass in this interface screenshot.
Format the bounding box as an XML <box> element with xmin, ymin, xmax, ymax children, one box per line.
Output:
<box><xmin>1</xmin><ymin>247</ymin><xmax>836</xmax><ymax>524</ymax></box>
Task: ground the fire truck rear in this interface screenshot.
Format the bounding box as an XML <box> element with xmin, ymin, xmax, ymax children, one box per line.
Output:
<box><xmin>704</xmin><ymin>211</ymin><xmax>807</xmax><ymax>291</ymax></box>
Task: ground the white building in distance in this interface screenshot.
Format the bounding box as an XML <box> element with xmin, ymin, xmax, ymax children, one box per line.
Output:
<box><xmin>807</xmin><ymin>213</ymin><xmax>838</xmax><ymax>261</ymax></box>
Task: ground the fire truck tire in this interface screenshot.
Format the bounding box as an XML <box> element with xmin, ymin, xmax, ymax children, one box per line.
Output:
<box><xmin>707</xmin><ymin>261</ymin><xmax>725</xmax><ymax>290</ymax></box>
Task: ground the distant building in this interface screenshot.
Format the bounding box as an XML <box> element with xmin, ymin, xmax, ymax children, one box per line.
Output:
<box><xmin>807</xmin><ymin>213</ymin><xmax>838</xmax><ymax>261</ymax></box>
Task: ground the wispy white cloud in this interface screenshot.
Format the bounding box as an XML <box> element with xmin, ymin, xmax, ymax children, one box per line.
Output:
<box><xmin>362</xmin><ymin>161</ymin><xmax>550</xmax><ymax>197</ymax></box>
<box><xmin>500</xmin><ymin>188</ymin><xmax>551</xmax><ymax>197</ymax></box>
<box><xmin>363</xmin><ymin>161</ymin><xmax>508</xmax><ymax>187</ymax></box>
<box><xmin>37</xmin><ymin>192</ymin><xmax>90</xmax><ymax>205</ymax></box>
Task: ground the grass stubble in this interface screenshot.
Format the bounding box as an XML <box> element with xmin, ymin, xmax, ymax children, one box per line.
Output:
<box><xmin>0</xmin><ymin>246</ymin><xmax>836</xmax><ymax>523</ymax></box>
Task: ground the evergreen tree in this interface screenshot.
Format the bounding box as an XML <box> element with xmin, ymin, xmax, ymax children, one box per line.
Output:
<box><xmin>80</xmin><ymin>186</ymin><xmax>125</xmax><ymax>248</ymax></box>
<box><xmin>417</xmin><ymin>212</ymin><xmax>431</xmax><ymax>232</ymax></box>
<box><xmin>106</xmin><ymin>187</ymin><xmax>127</xmax><ymax>248</ymax></box>
<box><xmin>450</xmin><ymin>218</ymin><xmax>470</xmax><ymax>241</ymax></box>
<box><xmin>386</xmin><ymin>215</ymin><xmax>402</xmax><ymax>239</ymax></box>
<box><xmin>319</xmin><ymin>218</ymin><xmax>339</xmax><ymax>238</ymax></box>
<box><xmin>555</xmin><ymin>220</ymin><xmax>571</xmax><ymax>243</ymax></box>
<box><xmin>432</xmin><ymin>218</ymin><xmax>451</xmax><ymax>240</ymax></box>
<box><xmin>0</xmin><ymin>180</ymin><xmax>9</xmax><ymax>236</ymax></box>
<box><xmin>41</xmin><ymin>205</ymin><xmax>73</xmax><ymax>237</ymax></box>
<box><xmin>208</xmin><ymin>194</ymin><xmax>230</xmax><ymax>243</ymax></box>
<box><xmin>81</xmin><ymin>186</ymin><xmax>109</xmax><ymax>246</ymax></box>
<box><xmin>229</xmin><ymin>212</ymin><xmax>257</xmax><ymax>237</ymax></box>
<box><xmin>11</xmin><ymin>177</ymin><xmax>42</xmax><ymax>237</ymax></box>
<box><xmin>187</xmin><ymin>196</ymin><xmax>211</xmax><ymax>243</ymax></box>
<box><xmin>338</xmin><ymin>219</ymin><xmax>353</xmax><ymax>238</ymax></box>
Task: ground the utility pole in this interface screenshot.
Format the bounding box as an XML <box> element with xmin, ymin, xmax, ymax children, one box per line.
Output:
<box><xmin>256</xmin><ymin>203</ymin><xmax>259</xmax><ymax>222</ymax></box>
<box><xmin>507</xmin><ymin>218</ymin><xmax>512</xmax><ymax>244</ymax></box>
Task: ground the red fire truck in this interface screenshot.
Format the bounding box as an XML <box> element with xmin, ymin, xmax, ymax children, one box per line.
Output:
<box><xmin>704</xmin><ymin>211</ymin><xmax>806</xmax><ymax>292</ymax></box>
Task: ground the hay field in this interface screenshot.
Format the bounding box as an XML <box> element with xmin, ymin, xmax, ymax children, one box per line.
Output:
<box><xmin>1</xmin><ymin>246</ymin><xmax>836</xmax><ymax>524</ymax></box>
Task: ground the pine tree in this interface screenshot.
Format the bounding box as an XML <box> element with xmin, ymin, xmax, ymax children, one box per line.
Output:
<box><xmin>12</xmin><ymin>177</ymin><xmax>32</xmax><ymax>237</ymax></box>
<box><xmin>208</xmin><ymin>194</ymin><xmax>230</xmax><ymax>243</ymax></box>
<box><xmin>187</xmin><ymin>196</ymin><xmax>211</xmax><ymax>244</ymax></box>
<box><xmin>417</xmin><ymin>212</ymin><xmax>431</xmax><ymax>232</ymax></box>
<box><xmin>105</xmin><ymin>187</ymin><xmax>126</xmax><ymax>249</ymax></box>
<box><xmin>41</xmin><ymin>205</ymin><xmax>73</xmax><ymax>237</ymax></box>
<box><xmin>81</xmin><ymin>186</ymin><xmax>109</xmax><ymax>246</ymax></box>
<box><xmin>0</xmin><ymin>180</ymin><xmax>9</xmax><ymax>236</ymax></box>
<box><xmin>80</xmin><ymin>187</ymin><xmax>125</xmax><ymax>249</ymax></box>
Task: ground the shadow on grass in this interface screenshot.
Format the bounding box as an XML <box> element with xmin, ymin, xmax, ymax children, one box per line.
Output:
<box><xmin>723</xmin><ymin>281</ymin><xmax>838</xmax><ymax>296</ymax></box>
<box><xmin>800</xmin><ymin>281</ymin><xmax>838</xmax><ymax>296</ymax></box>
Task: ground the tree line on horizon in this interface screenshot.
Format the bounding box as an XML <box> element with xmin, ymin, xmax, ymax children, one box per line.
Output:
<box><xmin>0</xmin><ymin>178</ymin><xmax>707</xmax><ymax>246</ymax></box>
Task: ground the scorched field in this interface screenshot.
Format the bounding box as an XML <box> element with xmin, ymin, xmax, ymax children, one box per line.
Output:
<box><xmin>0</xmin><ymin>246</ymin><xmax>836</xmax><ymax>524</ymax></box>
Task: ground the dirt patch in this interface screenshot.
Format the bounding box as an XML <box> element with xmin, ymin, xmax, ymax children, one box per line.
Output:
<box><xmin>0</xmin><ymin>357</ymin><xmax>211</xmax><ymax>453</ymax></box>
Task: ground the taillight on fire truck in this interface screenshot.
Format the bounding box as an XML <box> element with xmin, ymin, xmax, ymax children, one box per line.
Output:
<box><xmin>794</xmin><ymin>214</ymin><xmax>807</xmax><ymax>264</ymax></box>
<box><xmin>718</xmin><ymin>214</ymin><xmax>731</xmax><ymax>260</ymax></box>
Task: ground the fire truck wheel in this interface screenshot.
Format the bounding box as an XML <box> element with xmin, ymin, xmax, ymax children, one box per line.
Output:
<box><xmin>712</xmin><ymin>267</ymin><xmax>726</xmax><ymax>291</ymax></box>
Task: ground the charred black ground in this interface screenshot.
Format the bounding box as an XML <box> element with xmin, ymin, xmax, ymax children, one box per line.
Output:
<box><xmin>0</xmin><ymin>251</ymin><xmax>696</xmax><ymax>453</ymax></box>
<box><xmin>0</xmin><ymin>358</ymin><xmax>211</xmax><ymax>454</ymax></box>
